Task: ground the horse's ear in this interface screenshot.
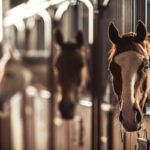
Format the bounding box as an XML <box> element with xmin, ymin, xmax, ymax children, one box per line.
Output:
<box><xmin>75</xmin><ymin>30</ymin><xmax>84</xmax><ymax>47</ymax></box>
<box><xmin>136</xmin><ymin>20</ymin><xmax>147</xmax><ymax>42</ymax></box>
<box><xmin>55</xmin><ymin>30</ymin><xmax>63</xmax><ymax>46</ymax></box>
<box><xmin>108</xmin><ymin>23</ymin><xmax>120</xmax><ymax>44</ymax></box>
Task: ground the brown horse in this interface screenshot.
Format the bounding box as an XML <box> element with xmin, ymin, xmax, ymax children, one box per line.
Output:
<box><xmin>0</xmin><ymin>50</ymin><xmax>49</xmax><ymax>111</ymax></box>
<box><xmin>54</xmin><ymin>30</ymin><xmax>89</xmax><ymax>119</ymax></box>
<box><xmin>108</xmin><ymin>20</ymin><xmax>150</xmax><ymax>131</ymax></box>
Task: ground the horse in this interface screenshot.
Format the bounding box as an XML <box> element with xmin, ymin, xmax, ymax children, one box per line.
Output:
<box><xmin>108</xmin><ymin>20</ymin><xmax>150</xmax><ymax>131</ymax></box>
<box><xmin>0</xmin><ymin>50</ymin><xmax>49</xmax><ymax>114</ymax></box>
<box><xmin>54</xmin><ymin>30</ymin><xmax>90</xmax><ymax>119</ymax></box>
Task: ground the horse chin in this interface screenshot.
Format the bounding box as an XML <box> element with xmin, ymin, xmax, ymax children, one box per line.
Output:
<box><xmin>122</xmin><ymin>122</ymin><xmax>141</xmax><ymax>132</ymax></box>
<box><xmin>60</xmin><ymin>110</ymin><xmax>74</xmax><ymax>120</ymax></box>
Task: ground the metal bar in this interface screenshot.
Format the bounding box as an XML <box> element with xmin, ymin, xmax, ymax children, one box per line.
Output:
<box><xmin>79</xmin><ymin>0</ymin><xmax>94</xmax><ymax>44</ymax></box>
<box><xmin>134</xmin><ymin>0</ymin><xmax>147</xmax><ymax>27</ymax></box>
<box><xmin>107</xmin><ymin>111</ymin><xmax>113</xmax><ymax>150</ymax></box>
<box><xmin>37</xmin><ymin>10</ymin><xmax>52</xmax><ymax>51</ymax></box>
<box><xmin>5</xmin><ymin>0</ymin><xmax>94</xmax><ymax>45</ymax></box>
<box><xmin>91</xmin><ymin>14</ymin><xmax>101</xmax><ymax>149</ymax></box>
<box><xmin>0</xmin><ymin>0</ymin><xmax>3</xmax><ymax>42</ymax></box>
<box><xmin>92</xmin><ymin>97</ymin><xmax>100</xmax><ymax>150</ymax></box>
<box><xmin>101</xmin><ymin>104</ymin><xmax>114</xmax><ymax>150</ymax></box>
<box><xmin>4</xmin><ymin>0</ymin><xmax>66</xmax><ymax>27</ymax></box>
<box><xmin>13</xmin><ymin>20</ymin><xmax>26</xmax><ymax>50</ymax></box>
<box><xmin>145</xmin><ymin>0</ymin><xmax>147</xmax><ymax>27</ymax></box>
<box><xmin>122</xmin><ymin>0</ymin><xmax>133</xmax><ymax>32</ymax></box>
<box><xmin>121</xmin><ymin>0</ymin><xmax>125</xmax><ymax>34</ymax></box>
<box><xmin>54</xmin><ymin>1</ymin><xmax>70</xmax><ymax>21</ymax></box>
<box><xmin>48</xmin><ymin>20</ymin><xmax>55</xmax><ymax>150</ymax></box>
<box><xmin>132</xmin><ymin>0</ymin><xmax>136</xmax><ymax>32</ymax></box>
<box><xmin>54</xmin><ymin>0</ymin><xmax>94</xmax><ymax>44</ymax></box>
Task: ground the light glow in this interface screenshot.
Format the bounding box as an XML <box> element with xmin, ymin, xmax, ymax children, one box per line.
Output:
<box><xmin>101</xmin><ymin>103</ymin><xmax>112</xmax><ymax>112</ymax></box>
<box><xmin>26</xmin><ymin>85</ymin><xmax>37</xmax><ymax>96</ymax></box>
<box><xmin>40</xmin><ymin>90</ymin><xmax>51</xmax><ymax>99</ymax></box>
<box><xmin>79</xmin><ymin>100</ymin><xmax>92</xmax><ymax>107</ymax></box>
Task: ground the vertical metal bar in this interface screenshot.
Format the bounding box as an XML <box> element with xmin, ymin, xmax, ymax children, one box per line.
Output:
<box><xmin>38</xmin><ymin>10</ymin><xmax>52</xmax><ymax>51</ymax></box>
<box><xmin>91</xmin><ymin>12</ymin><xmax>101</xmax><ymax>150</ymax></box>
<box><xmin>77</xmin><ymin>3</ymin><xmax>83</xmax><ymax>30</ymax></box>
<box><xmin>48</xmin><ymin>21</ymin><xmax>55</xmax><ymax>150</ymax></box>
<box><xmin>121</xmin><ymin>0</ymin><xmax>125</xmax><ymax>34</ymax></box>
<box><xmin>22</xmin><ymin>93</ymin><xmax>28</xmax><ymax>150</ymax></box>
<box><xmin>0</xmin><ymin>0</ymin><xmax>3</xmax><ymax>43</ymax></box>
<box><xmin>132</xmin><ymin>0</ymin><xmax>136</xmax><ymax>32</ymax></box>
<box><xmin>107</xmin><ymin>111</ymin><xmax>113</xmax><ymax>150</ymax></box>
<box><xmin>0</xmin><ymin>0</ymin><xmax>3</xmax><ymax>57</ymax></box>
<box><xmin>135</xmin><ymin>0</ymin><xmax>147</xmax><ymax>26</ymax></box>
<box><xmin>0</xmin><ymin>118</ymin><xmax>2</xmax><ymax>150</ymax></box>
<box><xmin>145</xmin><ymin>0</ymin><xmax>147</xmax><ymax>27</ymax></box>
<box><xmin>79</xmin><ymin>0</ymin><xmax>94</xmax><ymax>44</ymax></box>
<box><xmin>123</xmin><ymin>0</ymin><xmax>133</xmax><ymax>32</ymax></box>
<box><xmin>92</xmin><ymin>96</ymin><xmax>100</xmax><ymax>150</ymax></box>
<box><xmin>13</xmin><ymin>20</ymin><xmax>25</xmax><ymax>50</ymax></box>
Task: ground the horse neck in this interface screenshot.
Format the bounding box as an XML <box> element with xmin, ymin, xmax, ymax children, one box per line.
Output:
<box><xmin>30</xmin><ymin>64</ymin><xmax>48</xmax><ymax>89</ymax></box>
<box><xmin>22</xmin><ymin>58</ymin><xmax>48</xmax><ymax>89</ymax></box>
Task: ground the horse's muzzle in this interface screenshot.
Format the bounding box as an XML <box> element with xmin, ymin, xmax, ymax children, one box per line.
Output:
<box><xmin>59</xmin><ymin>100</ymin><xmax>75</xmax><ymax>119</ymax></box>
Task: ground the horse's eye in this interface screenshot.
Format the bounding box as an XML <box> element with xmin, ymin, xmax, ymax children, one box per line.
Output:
<box><xmin>143</xmin><ymin>64</ymin><xmax>149</xmax><ymax>72</ymax></box>
<box><xmin>5</xmin><ymin>72</ymin><xmax>14</xmax><ymax>78</ymax></box>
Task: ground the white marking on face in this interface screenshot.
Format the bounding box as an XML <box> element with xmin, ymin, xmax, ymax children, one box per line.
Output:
<box><xmin>114</xmin><ymin>51</ymin><xmax>144</xmax><ymax>107</ymax></box>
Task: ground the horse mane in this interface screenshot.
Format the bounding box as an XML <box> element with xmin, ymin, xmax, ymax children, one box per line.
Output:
<box><xmin>109</xmin><ymin>44</ymin><xmax>116</xmax><ymax>60</ymax></box>
<box><xmin>146</xmin><ymin>33</ymin><xmax>150</xmax><ymax>56</ymax></box>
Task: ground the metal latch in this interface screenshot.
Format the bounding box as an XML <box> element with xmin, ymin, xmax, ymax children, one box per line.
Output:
<box><xmin>137</xmin><ymin>138</ymin><xmax>149</xmax><ymax>150</ymax></box>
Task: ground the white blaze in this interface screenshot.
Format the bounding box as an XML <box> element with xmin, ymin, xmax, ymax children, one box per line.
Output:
<box><xmin>114</xmin><ymin>51</ymin><xmax>144</xmax><ymax>108</ymax></box>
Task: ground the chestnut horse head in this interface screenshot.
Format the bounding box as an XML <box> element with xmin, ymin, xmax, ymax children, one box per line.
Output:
<box><xmin>55</xmin><ymin>30</ymin><xmax>89</xmax><ymax>119</ymax></box>
<box><xmin>108</xmin><ymin>20</ymin><xmax>150</xmax><ymax>131</ymax></box>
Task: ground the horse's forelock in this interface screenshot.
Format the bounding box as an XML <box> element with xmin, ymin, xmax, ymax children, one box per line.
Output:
<box><xmin>108</xmin><ymin>35</ymin><xmax>149</xmax><ymax>62</ymax></box>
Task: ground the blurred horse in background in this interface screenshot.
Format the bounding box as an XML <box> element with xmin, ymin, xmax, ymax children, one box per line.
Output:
<box><xmin>0</xmin><ymin>50</ymin><xmax>49</xmax><ymax>117</ymax></box>
<box><xmin>54</xmin><ymin>30</ymin><xmax>90</xmax><ymax>119</ymax></box>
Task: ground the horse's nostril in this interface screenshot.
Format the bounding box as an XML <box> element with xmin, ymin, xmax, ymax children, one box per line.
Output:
<box><xmin>136</xmin><ymin>109</ymin><xmax>142</xmax><ymax>123</ymax></box>
<box><xmin>119</xmin><ymin>111</ymin><xmax>123</xmax><ymax>122</ymax></box>
<box><xmin>133</xmin><ymin>106</ymin><xmax>142</xmax><ymax>123</ymax></box>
